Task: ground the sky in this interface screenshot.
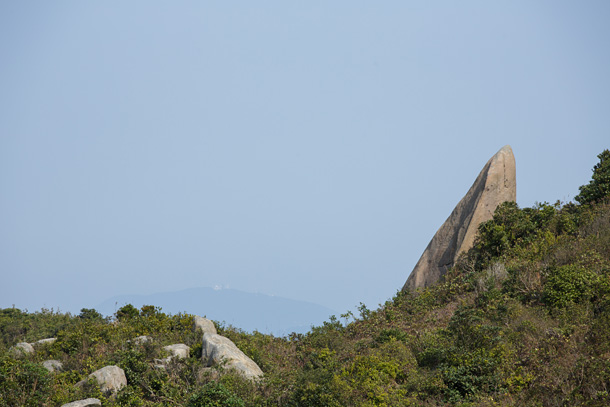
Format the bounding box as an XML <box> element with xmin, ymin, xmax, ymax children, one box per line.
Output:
<box><xmin>1</xmin><ymin>1</ymin><xmax>609</xmax><ymax>316</ymax></box>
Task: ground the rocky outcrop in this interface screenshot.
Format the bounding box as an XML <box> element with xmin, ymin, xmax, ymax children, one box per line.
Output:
<box><xmin>77</xmin><ymin>365</ymin><xmax>127</xmax><ymax>396</ymax></box>
<box><xmin>403</xmin><ymin>145</ymin><xmax>516</xmax><ymax>291</ymax></box>
<box><xmin>61</xmin><ymin>399</ymin><xmax>101</xmax><ymax>407</ymax></box>
<box><xmin>42</xmin><ymin>359</ymin><xmax>63</xmax><ymax>373</ymax></box>
<box><xmin>9</xmin><ymin>342</ymin><xmax>34</xmax><ymax>357</ymax></box>
<box><xmin>133</xmin><ymin>335</ymin><xmax>153</xmax><ymax>345</ymax></box>
<box><xmin>8</xmin><ymin>338</ymin><xmax>56</xmax><ymax>358</ymax></box>
<box><xmin>34</xmin><ymin>337</ymin><xmax>57</xmax><ymax>346</ymax></box>
<box><xmin>193</xmin><ymin>316</ymin><xmax>217</xmax><ymax>335</ymax></box>
<box><xmin>202</xmin><ymin>333</ymin><xmax>263</xmax><ymax>380</ymax></box>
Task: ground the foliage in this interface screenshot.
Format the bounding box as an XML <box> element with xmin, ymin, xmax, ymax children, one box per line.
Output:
<box><xmin>0</xmin><ymin>356</ymin><xmax>52</xmax><ymax>407</ymax></box>
<box><xmin>575</xmin><ymin>149</ymin><xmax>610</xmax><ymax>205</ymax></box>
<box><xmin>188</xmin><ymin>382</ymin><xmax>245</xmax><ymax>407</ymax></box>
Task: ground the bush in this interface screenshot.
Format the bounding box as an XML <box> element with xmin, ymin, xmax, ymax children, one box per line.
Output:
<box><xmin>187</xmin><ymin>382</ymin><xmax>245</xmax><ymax>407</ymax></box>
<box><xmin>575</xmin><ymin>149</ymin><xmax>610</xmax><ymax>205</ymax></box>
<box><xmin>78</xmin><ymin>308</ymin><xmax>104</xmax><ymax>321</ymax></box>
<box><xmin>0</xmin><ymin>356</ymin><xmax>52</xmax><ymax>407</ymax></box>
<box><xmin>543</xmin><ymin>265</ymin><xmax>598</xmax><ymax>309</ymax></box>
<box><xmin>116</xmin><ymin>304</ymin><xmax>140</xmax><ymax>321</ymax></box>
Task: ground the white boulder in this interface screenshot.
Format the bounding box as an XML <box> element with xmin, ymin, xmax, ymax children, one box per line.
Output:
<box><xmin>80</xmin><ymin>365</ymin><xmax>127</xmax><ymax>395</ymax></box>
<box><xmin>202</xmin><ymin>333</ymin><xmax>263</xmax><ymax>380</ymax></box>
<box><xmin>193</xmin><ymin>316</ymin><xmax>217</xmax><ymax>335</ymax></box>
<box><xmin>9</xmin><ymin>342</ymin><xmax>34</xmax><ymax>357</ymax></box>
<box><xmin>61</xmin><ymin>398</ymin><xmax>101</xmax><ymax>407</ymax></box>
<box><xmin>34</xmin><ymin>338</ymin><xmax>57</xmax><ymax>346</ymax></box>
<box><xmin>154</xmin><ymin>343</ymin><xmax>190</xmax><ymax>367</ymax></box>
<box><xmin>42</xmin><ymin>359</ymin><xmax>63</xmax><ymax>372</ymax></box>
<box><xmin>133</xmin><ymin>335</ymin><xmax>153</xmax><ymax>345</ymax></box>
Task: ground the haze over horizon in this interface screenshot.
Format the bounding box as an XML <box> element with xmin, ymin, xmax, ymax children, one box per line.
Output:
<box><xmin>2</xmin><ymin>2</ymin><xmax>609</xmax><ymax>320</ymax></box>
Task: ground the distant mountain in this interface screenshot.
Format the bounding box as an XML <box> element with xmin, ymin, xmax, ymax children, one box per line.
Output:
<box><xmin>96</xmin><ymin>287</ymin><xmax>336</xmax><ymax>336</ymax></box>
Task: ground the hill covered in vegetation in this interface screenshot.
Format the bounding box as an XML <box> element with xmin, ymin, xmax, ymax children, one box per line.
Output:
<box><xmin>2</xmin><ymin>150</ymin><xmax>609</xmax><ymax>406</ymax></box>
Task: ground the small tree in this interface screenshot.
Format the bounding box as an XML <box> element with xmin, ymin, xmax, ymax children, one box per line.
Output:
<box><xmin>78</xmin><ymin>308</ymin><xmax>103</xmax><ymax>321</ymax></box>
<box><xmin>575</xmin><ymin>149</ymin><xmax>610</xmax><ymax>205</ymax></box>
<box><xmin>116</xmin><ymin>304</ymin><xmax>139</xmax><ymax>321</ymax></box>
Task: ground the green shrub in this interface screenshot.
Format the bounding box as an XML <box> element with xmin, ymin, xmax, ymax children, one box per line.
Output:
<box><xmin>376</xmin><ymin>328</ymin><xmax>408</xmax><ymax>344</ymax></box>
<box><xmin>575</xmin><ymin>149</ymin><xmax>610</xmax><ymax>205</ymax></box>
<box><xmin>543</xmin><ymin>265</ymin><xmax>598</xmax><ymax>309</ymax></box>
<box><xmin>187</xmin><ymin>382</ymin><xmax>245</xmax><ymax>407</ymax></box>
<box><xmin>116</xmin><ymin>304</ymin><xmax>140</xmax><ymax>321</ymax></box>
<box><xmin>0</xmin><ymin>356</ymin><xmax>52</xmax><ymax>407</ymax></box>
<box><xmin>78</xmin><ymin>308</ymin><xmax>104</xmax><ymax>321</ymax></box>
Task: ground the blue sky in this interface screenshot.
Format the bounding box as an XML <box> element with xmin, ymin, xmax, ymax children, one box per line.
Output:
<box><xmin>1</xmin><ymin>1</ymin><xmax>609</xmax><ymax>316</ymax></box>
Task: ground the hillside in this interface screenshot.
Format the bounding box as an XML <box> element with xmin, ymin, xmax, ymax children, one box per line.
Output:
<box><xmin>1</xmin><ymin>150</ymin><xmax>609</xmax><ymax>406</ymax></box>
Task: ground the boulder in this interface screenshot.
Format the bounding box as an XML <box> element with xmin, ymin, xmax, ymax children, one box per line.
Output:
<box><xmin>133</xmin><ymin>335</ymin><xmax>153</xmax><ymax>345</ymax></box>
<box><xmin>163</xmin><ymin>344</ymin><xmax>190</xmax><ymax>359</ymax></box>
<box><xmin>78</xmin><ymin>365</ymin><xmax>127</xmax><ymax>395</ymax></box>
<box><xmin>202</xmin><ymin>333</ymin><xmax>263</xmax><ymax>380</ymax></box>
<box><xmin>154</xmin><ymin>344</ymin><xmax>190</xmax><ymax>367</ymax></box>
<box><xmin>61</xmin><ymin>399</ymin><xmax>101</xmax><ymax>407</ymax></box>
<box><xmin>9</xmin><ymin>342</ymin><xmax>34</xmax><ymax>357</ymax></box>
<box><xmin>42</xmin><ymin>359</ymin><xmax>63</xmax><ymax>373</ymax></box>
<box><xmin>34</xmin><ymin>338</ymin><xmax>57</xmax><ymax>346</ymax></box>
<box><xmin>193</xmin><ymin>316</ymin><xmax>217</xmax><ymax>335</ymax></box>
<box><xmin>403</xmin><ymin>145</ymin><xmax>516</xmax><ymax>291</ymax></box>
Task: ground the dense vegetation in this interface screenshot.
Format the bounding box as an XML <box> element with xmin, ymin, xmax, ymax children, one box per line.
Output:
<box><xmin>2</xmin><ymin>150</ymin><xmax>609</xmax><ymax>406</ymax></box>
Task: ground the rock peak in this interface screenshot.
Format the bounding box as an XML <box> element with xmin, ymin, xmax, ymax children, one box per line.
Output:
<box><xmin>403</xmin><ymin>146</ymin><xmax>516</xmax><ymax>291</ymax></box>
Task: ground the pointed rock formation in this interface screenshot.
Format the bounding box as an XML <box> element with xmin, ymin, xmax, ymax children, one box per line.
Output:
<box><xmin>403</xmin><ymin>145</ymin><xmax>516</xmax><ymax>291</ymax></box>
<box><xmin>193</xmin><ymin>315</ymin><xmax>217</xmax><ymax>335</ymax></box>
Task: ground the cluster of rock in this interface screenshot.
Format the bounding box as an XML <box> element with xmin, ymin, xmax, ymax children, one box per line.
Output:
<box><xmin>403</xmin><ymin>145</ymin><xmax>517</xmax><ymax>290</ymax></box>
<box><xmin>5</xmin><ymin>315</ymin><xmax>264</xmax><ymax>407</ymax></box>
<box><xmin>8</xmin><ymin>337</ymin><xmax>63</xmax><ymax>373</ymax></box>
<box><xmin>8</xmin><ymin>337</ymin><xmax>57</xmax><ymax>357</ymax></box>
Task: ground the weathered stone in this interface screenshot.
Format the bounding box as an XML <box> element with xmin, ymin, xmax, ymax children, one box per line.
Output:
<box><xmin>42</xmin><ymin>359</ymin><xmax>63</xmax><ymax>372</ymax></box>
<box><xmin>193</xmin><ymin>315</ymin><xmax>217</xmax><ymax>335</ymax></box>
<box><xmin>163</xmin><ymin>344</ymin><xmax>190</xmax><ymax>359</ymax></box>
<box><xmin>154</xmin><ymin>343</ymin><xmax>190</xmax><ymax>367</ymax></box>
<box><xmin>61</xmin><ymin>398</ymin><xmax>101</xmax><ymax>407</ymax></box>
<box><xmin>78</xmin><ymin>365</ymin><xmax>126</xmax><ymax>395</ymax></box>
<box><xmin>403</xmin><ymin>145</ymin><xmax>516</xmax><ymax>291</ymax></box>
<box><xmin>133</xmin><ymin>335</ymin><xmax>153</xmax><ymax>345</ymax></box>
<box><xmin>202</xmin><ymin>333</ymin><xmax>263</xmax><ymax>380</ymax></box>
<box><xmin>34</xmin><ymin>337</ymin><xmax>57</xmax><ymax>346</ymax></box>
<box><xmin>9</xmin><ymin>342</ymin><xmax>34</xmax><ymax>357</ymax></box>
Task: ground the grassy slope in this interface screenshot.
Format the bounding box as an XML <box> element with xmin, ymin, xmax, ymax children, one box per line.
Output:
<box><xmin>2</xmin><ymin>153</ymin><xmax>609</xmax><ymax>407</ymax></box>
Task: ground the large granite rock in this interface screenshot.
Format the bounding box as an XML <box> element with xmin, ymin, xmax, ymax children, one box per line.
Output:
<box><xmin>163</xmin><ymin>344</ymin><xmax>190</xmax><ymax>359</ymax></box>
<box><xmin>9</xmin><ymin>342</ymin><xmax>34</xmax><ymax>357</ymax></box>
<box><xmin>154</xmin><ymin>344</ymin><xmax>190</xmax><ymax>368</ymax></box>
<box><xmin>202</xmin><ymin>333</ymin><xmax>263</xmax><ymax>380</ymax></box>
<box><xmin>42</xmin><ymin>359</ymin><xmax>63</xmax><ymax>373</ymax></box>
<box><xmin>133</xmin><ymin>335</ymin><xmax>153</xmax><ymax>345</ymax></box>
<box><xmin>193</xmin><ymin>315</ymin><xmax>217</xmax><ymax>335</ymax></box>
<box><xmin>403</xmin><ymin>145</ymin><xmax>516</xmax><ymax>291</ymax></box>
<box><xmin>34</xmin><ymin>337</ymin><xmax>57</xmax><ymax>346</ymax></box>
<box><xmin>61</xmin><ymin>399</ymin><xmax>101</xmax><ymax>407</ymax></box>
<box><xmin>78</xmin><ymin>365</ymin><xmax>127</xmax><ymax>395</ymax></box>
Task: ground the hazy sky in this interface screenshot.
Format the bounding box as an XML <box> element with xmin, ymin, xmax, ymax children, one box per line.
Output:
<box><xmin>1</xmin><ymin>1</ymin><xmax>609</xmax><ymax>315</ymax></box>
